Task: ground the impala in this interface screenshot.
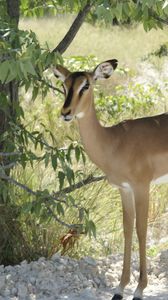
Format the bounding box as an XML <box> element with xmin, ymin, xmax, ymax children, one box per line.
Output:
<box><xmin>53</xmin><ymin>60</ymin><xmax>168</xmax><ymax>300</ymax></box>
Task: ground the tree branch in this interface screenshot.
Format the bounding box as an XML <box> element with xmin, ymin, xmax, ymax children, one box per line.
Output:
<box><xmin>6</xmin><ymin>0</ymin><xmax>20</xmax><ymax>26</ymax></box>
<box><xmin>52</xmin><ymin>2</ymin><xmax>92</xmax><ymax>54</ymax></box>
<box><xmin>0</xmin><ymin>172</ymin><xmax>105</xmax><ymax>228</ymax></box>
<box><xmin>0</xmin><ymin>152</ymin><xmax>20</xmax><ymax>157</ymax></box>
<box><xmin>0</xmin><ymin>173</ymin><xmax>37</xmax><ymax>196</ymax></box>
<box><xmin>0</xmin><ymin>173</ymin><xmax>105</xmax><ymax>198</ymax></box>
<box><xmin>38</xmin><ymin>78</ymin><xmax>64</xmax><ymax>94</ymax></box>
<box><xmin>54</xmin><ymin>174</ymin><xmax>106</xmax><ymax>197</ymax></box>
<box><xmin>0</xmin><ymin>162</ymin><xmax>17</xmax><ymax>170</ymax></box>
<box><xmin>46</xmin><ymin>206</ymin><xmax>75</xmax><ymax>229</ymax></box>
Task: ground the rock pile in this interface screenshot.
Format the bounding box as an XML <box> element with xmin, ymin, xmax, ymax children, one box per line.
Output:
<box><xmin>0</xmin><ymin>250</ymin><xmax>167</xmax><ymax>300</ymax></box>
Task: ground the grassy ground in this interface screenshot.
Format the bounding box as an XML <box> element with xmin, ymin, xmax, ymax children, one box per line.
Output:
<box><xmin>20</xmin><ymin>15</ymin><xmax>168</xmax><ymax>68</ymax></box>
<box><xmin>16</xmin><ymin>17</ymin><xmax>168</xmax><ymax>260</ymax></box>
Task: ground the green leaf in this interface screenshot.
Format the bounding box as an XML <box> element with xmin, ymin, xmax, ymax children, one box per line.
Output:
<box><xmin>123</xmin><ymin>2</ymin><xmax>130</xmax><ymax>17</ymax></box>
<box><xmin>143</xmin><ymin>6</ymin><xmax>149</xmax><ymax>20</ymax></box>
<box><xmin>0</xmin><ymin>61</ymin><xmax>10</xmax><ymax>83</ymax></box>
<box><xmin>56</xmin><ymin>202</ymin><xmax>64</xmax><ymax>216</ymax></box>
<box><xmin>89</xmin><ymin>220</ymin><xmax>96</xmax><ymax>238</ymax></box>
<box><xmin>32</xmin><ymin>201</ymin><xmax>42</xmax><ymax>216</ymax></box>
<box><xmin>85</xmin><ymin>218</ymin><xmax>96</xmax><ymax>238</ymax></box>
<box><xmin>24</xmin><ymin>60</ymin><xmax>37</xmax><ymax>76</ymax></box>
<box><xmin>58</xmin><ymin>171</ymin><xmax>65</xmax><ymax>190</ymax></box>
<box><xmin>32</xmin><ymin>86</ymin><xmax>39</xmax><ymax>101</ymax></box>
<box><xmin>5</xmin><ymin>61</ymin><xmax>17</xmax><ymax>83</ymax></box>
<box><xmin>45</xmin><ymin>152</ymin><xmax>50</xmax><ymax>167</ymax></box>
<box><xmin>66</xmin><ymin>166</ymin><xmax>74</xmax><ymax>185</ymax></box>
<box><xmin>67</xmin><ymin>195</ymin><xmax>75</xmax><ymax>206</ymax></box>
<box><xmin>79</xmin><ymin>208</ymin><xmax>85</xmax><ymax>222</ymax></box>
<box><xmin>75</xmin><ymin>146</ymin><xmax>80</xmax><ymax>162</ymax></box>
<box><xmin>143</xmin><ymin>20</ymin><xmax>149</xmax><ymax>31</ymax></box>
<box><xmin>51</xmin><ymin>153</ymin><xmax>57</xmax><ymax>170</ymax></box>
<box><xmin>22</xmin><ymin>202</ymin><xmax>33</xmax><ymax>214</ymax></box>
<box><xmin>81</xmin><ymin>151</ymin><xmax>86</xmax><ymax>164</ymax></box>
<box><xmin>19</xmin><ymin>60</ymin><xmax>28</xmax><ymax>80</ymax></box>
<box><xmin>115</xmin><ymin>3</ymin><xmax>123</xmax><ymax>20</ymax></box>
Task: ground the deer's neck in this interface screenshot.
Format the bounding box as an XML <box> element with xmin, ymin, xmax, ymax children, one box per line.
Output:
<box><xmin>77</xmin><ymin>101</ymin><xmax>111</xmax><ymax>172</ymax></box>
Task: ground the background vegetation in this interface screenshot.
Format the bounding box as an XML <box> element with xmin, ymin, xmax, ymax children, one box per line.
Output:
<box><xmin>0</xmin><ymin>0</ymin><xmax>168</xmax><ymax>265</ymax></box>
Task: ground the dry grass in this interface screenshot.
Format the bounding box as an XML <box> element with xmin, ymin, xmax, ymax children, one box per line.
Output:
<box><xmin>20</xmin><ymin>16</ymin><xmax>168</xmax><ymax>69</ymax></box>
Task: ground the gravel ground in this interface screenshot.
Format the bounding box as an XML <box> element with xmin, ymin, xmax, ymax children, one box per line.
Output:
<box><xmin>0</xmin><ymin>249</ymin><xmax>167</xmax><ymax>300</ymax></box>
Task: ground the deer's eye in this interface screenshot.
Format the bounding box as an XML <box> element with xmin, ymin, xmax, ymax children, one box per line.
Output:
<box><xmin>79</xmin><ymin>81</ymin><xmax>90</xmax><ymax>97</ymax></box>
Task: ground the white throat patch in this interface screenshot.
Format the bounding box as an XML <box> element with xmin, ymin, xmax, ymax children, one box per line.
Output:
<box><xmin>76</xmin><ymin>112</ymin><xmax>85</xmax><ymax>119</ymax></box>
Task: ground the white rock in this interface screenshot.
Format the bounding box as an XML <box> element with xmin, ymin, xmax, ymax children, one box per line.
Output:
<box><xmin>158</xmin><ymin>272</ymin><xmax>166</xmax><ymax>279</ymax></box>
<box><xmin>79</xmin><ymin>287</ymin><xmax>96</xmax><ymax>299</ymax></box>
<box><xmin>11</xmin><ymin>287</ymin><xmax>18</xmax><ymax>296</ymax></box>
<box><xmin>3</xmin><ymin>288</ymin><xmax>10</xmax><ymax>296</ymax></box>
<box><xmin>17</xmin><ymin>283</ymin><xmax>28</xmax><ymax>298</ymax></box>
<box><xmin>51</xmin><ymin>253</ymin><xmax>61</xmax><ymax>261</ymax></box>
<box><xmin>105</xmin><ymin>271</ymin><xmax>115</xmax><ymax>281</ymax></box>
<box><xmin>0</xmin><ymin>275</ymin><xmax>5</xmax><ymax>290</ymax></box>
<box><xmin>29</xmin><ymin>276</ymin><xmax>36</xmax><ymax>285</ymax></box>
<box><xmin>82</xmin><ymin>257</ymin><xmax>97</xmax><ymax>266</ymax></box>
<box><xmin>55</xmin><ymin>264</ymin><xmax>65</xmax><ymax>271</ymax></box>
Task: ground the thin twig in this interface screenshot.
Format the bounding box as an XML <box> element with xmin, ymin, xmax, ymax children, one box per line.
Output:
<box><xmin>46</xmin><ymin>206</ymin><xmax>75</xmax><ymax>229</ymax></box>
<box><xmin>0</xmin><ymin>152</ymin><xmax>20</xmax><ymax>157</ymax></box>
<box><xmin>38</xmin><ymin>78</ymin><xmax>64</xmax><ymax>94</ymax></box>
<box><xmin>0</xmin><ymin>162</ymin><xmax>17</xmax><ymax>169</ymax></box>
<box><xmin>54</xmin><ymin>175</ymin><xmax>106</xmax><ymax>197</ymax></box>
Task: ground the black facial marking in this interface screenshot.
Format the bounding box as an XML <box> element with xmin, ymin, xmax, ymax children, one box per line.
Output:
<box><xmin>71</xmin><ymin>71</ymin><xmax>85</xmax><ymax>79</ymax></box>
<box><xmin>63</xmin><ymin>110</ymin><xmax>71</xmax><ymax>117</ymax></box>
<box><xmin>63</xmin><ymin>72</ymin><xmax>86</xmax><ymax>108</ymax></box>
<box><xmin>109</xmin><ymin>59</ymin><xmax>118</xmax><ymax>70</ymax></box>
<box><xmin>63</xmin><ymin>86</ymin><xmax>73</xmax><ymax>109</ymax></box>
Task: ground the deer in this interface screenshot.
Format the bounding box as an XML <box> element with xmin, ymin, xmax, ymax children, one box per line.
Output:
<box><xmin>53</xmin><ymin>59</ymin><xmax>168</xmax><ymax>300</ymax></box>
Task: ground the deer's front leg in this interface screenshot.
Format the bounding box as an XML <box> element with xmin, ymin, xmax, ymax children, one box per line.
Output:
<box><xmin>112</xmin><ymin>186</ymin><xmax>135</xmax><ymax>300</ymax></box>
<box><xmin>133</xmin><ymin>184</ymin><xmax>149</xmax><ymax>300</ymax></box>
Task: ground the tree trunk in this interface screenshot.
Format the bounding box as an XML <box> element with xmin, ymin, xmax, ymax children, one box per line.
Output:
<box><xmin>0</xmin><ymin>0</ymin><xmax>20</xmax><ymax>265</ymax></box>
<box><xmin>0</xmin><ymin>0</ymin><xmax>20</xmax><ymax>174</ymax></box>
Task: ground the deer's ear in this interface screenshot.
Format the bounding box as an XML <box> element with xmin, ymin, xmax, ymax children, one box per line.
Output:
<box><xmin>92</xmin><ymin>59</ymin><xmax>118</xmax><ymax>81</ymax></box>
<box><xmin>53</xmin><ymin>65</ymin><xmax>71</xmax><ymax>82</ymax></box>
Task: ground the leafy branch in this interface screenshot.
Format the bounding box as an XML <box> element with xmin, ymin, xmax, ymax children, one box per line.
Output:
<box><xmin>0</xmin><ymin>171</ymin><xmax>105</xmax><ymax>229</ymax></box>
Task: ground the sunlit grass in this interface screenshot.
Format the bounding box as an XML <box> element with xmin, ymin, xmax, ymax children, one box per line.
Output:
<box><xmin>20</xmin><ymin>16</ymin><xmax>168</xmax><ymax>69</ymax></box>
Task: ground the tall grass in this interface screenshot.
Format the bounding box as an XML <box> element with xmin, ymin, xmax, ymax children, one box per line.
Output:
<box><xmin>10</xmin><ymin>17</ymin><xmax>168</xmax><ymax>261</ymax></box>
<box><xmin>20</xmin><ymin>16</ymin><xmax>168</xmax><ymax>68</ymax></box>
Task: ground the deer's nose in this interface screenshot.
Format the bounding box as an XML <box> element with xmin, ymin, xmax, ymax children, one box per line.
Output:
<box><xmin>61</xmin><ymin>109</ymin><xmax>72</xmax><ymax>121</ymax></box>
